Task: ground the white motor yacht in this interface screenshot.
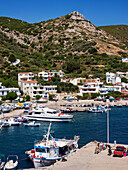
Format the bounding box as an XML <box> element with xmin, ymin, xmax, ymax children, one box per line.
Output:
<box><xmin>23</xmin><ymin>106</ymin><xmax>73</xmax><ymax>122</ymax></box>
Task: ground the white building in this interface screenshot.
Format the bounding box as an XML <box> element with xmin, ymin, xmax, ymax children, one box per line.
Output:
<box><xmin>106</xmin><ymin>72</ymin><xmax>121</xmax><ymax>84</ymax></box>
<box><xmin>77</xmin><ymin>79</ymin><xmax>103</xmax><ymax>96</ymax></box>
<box><xmin>18</xmin><ymin>72</ymin><xmax>34</xmax><ymax>87</ymax></box>
<box><xmin>21</xmin><ymin>81</ymin><xmax>57</xmax><ymax>99</ymax></box>
<box><xmin>116</xmin><ymin>72</ymin><xmax>128</xmax><ymax>78</ymax></box>
<box><xmin>99</xmin><ymin>85</ymin><xmax>122</xmax><ymax>95</ymax></box>
<box><xmin>49</xmin><ymin>70</ymin><xmax>65</xmax><ymax>78</ymax></box>
<box><xmin>0</xmin><ymin>82</ymin><xmax>20</xmax><ymax>101</ymax></box>
<box><xmin>11</xmin><ymin>59</ymin><xmax>20</xmax><ymax>66</ymax></box>
<box><xmin>37</xmin><ymin>71</ymin><xmax>49</xmax><ymax>81</ymax></box>
<box><xmin>122</xmin><ymin>58</ymin><xmax>128</xmax><ymax>63</ymax></box>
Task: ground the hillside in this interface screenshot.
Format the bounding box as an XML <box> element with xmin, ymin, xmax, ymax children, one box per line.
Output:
<box><xmin>99</xmin><ymin>25</ymin><xmax>128</xmax><ymax>42</ymax></box>
<box><xmin>0</xmin><ymin>11</ymin><xmax>128</xmax><ymax>87</ymax></box>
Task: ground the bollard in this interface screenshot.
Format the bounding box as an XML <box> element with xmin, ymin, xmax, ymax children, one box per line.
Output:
<box><xmin>114</xmin><ymin>140</ymin><xmax>116</xmax><ymax>149</ymax></box>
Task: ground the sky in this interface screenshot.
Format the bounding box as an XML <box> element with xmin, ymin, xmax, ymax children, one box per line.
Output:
<box><xmin>0</xmin><ymin>0</ymin><xmax>128</xmax><ymax>26</ymax></box>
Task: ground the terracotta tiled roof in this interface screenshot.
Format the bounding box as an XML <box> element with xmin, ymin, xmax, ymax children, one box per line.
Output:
<box><xmin>23</xmin><ymin>81</ymin><xmax>37</xmax><ymax>83</ymax></box>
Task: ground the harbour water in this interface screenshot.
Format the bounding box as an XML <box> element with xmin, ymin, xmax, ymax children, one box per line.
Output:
<box><xmin>0</xmin><ymin>106</ymin><xmax>128</xmax><ymax>169</ymax></box>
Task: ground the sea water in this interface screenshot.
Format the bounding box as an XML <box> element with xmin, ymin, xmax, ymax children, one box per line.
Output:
<box><xmin>0</xmin><ymin>106</ymin><xmax>128</xmax><ymax>169</ymax></box>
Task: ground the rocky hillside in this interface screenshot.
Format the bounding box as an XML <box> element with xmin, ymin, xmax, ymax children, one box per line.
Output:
<box><xmin>0</xmin><ymin>11</ymin><xmax>128</xmax><ymax>86</ymax></box>
<box><xmin>0</xmin><ymin>11</ymin><xmax>127</xmax><ymax>56</ymax></box>
<box><xmin>99</xmin><ymin>25</ymin><xmax>128</xmax><ymax>42</ymax></box>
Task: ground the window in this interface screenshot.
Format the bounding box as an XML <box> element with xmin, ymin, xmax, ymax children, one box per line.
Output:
<box><xmin>36</xmin><ymin>148</ymin><xmax>45</xmax><ymax>152</ymax></box>
<box><xmin>24</xmin><ymin>83</ymin><xmax>26</xmax><ymax>85</ymax></box>
<box><xmin>34</xmin><ymin>112</ymin><xmax>41</xmax><ymax>114</ymax></box>
<box><xmin>29</xmin><ymin>83</ymin><xmax>31</xmax><ymax>85</ymax></box>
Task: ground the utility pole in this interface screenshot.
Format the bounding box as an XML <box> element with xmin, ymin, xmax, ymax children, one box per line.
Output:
<box><xmin>107</xmin><ymin>109</ymin><xmax>109</xmax><ymax>144</ymax></box>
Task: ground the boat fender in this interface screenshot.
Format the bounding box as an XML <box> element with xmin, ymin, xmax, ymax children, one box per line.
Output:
<box><xmin>53</xmin><ymin>141</ymin><xmax>57</xmax><ymax>146</ymax></box>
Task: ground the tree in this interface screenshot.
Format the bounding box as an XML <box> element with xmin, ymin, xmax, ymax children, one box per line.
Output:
<box><xmin>88</xmin><ymin>48</ymin><xmax>97</xmax><ymax>54</ymax></box>
<box><xmin>49</xmin><ymin>94</ymin><xmax>53</xmax><ymax>100</ymax></box>
<box><xmin>6</xmin><ymin>92</ymin><xmax>17</xmax><ymax>101</ymax></box>
<box><xmin>35</xmin><ymin>95</ymin><xmax>41</xmax><ymax>100</ymax></box>
<box><xmin>62</xmin><ymin>60</ymin><xmax>80</xmax><ymax>73</ymax></box>
<box><xmin>8</xmin><ymin>54</ymin><xmax>16</xmax><ymax>63</ymax></box>
<box><xmin>91</xmin><ymin>93</ymin><xmax>100</xmax><ymax>99</ymax></box>
<box><xmin>83</xmin><ymin>93</ymin><xmax>90</xmax><ymax>99</ymax></box>
<box><xmin>2</xmin><ymin>96</ymin><xmax>7</xmax><ymax>101</ymax></box>
<box><xmin>121</xmin><ymin>77</ymin><xmax>128</xmax><ymax>83</ymax></box>
<box><xmin>106</xmin><ymin>91</ymin><xmax>122</xmax><ymax>99</ymax></box>
<box><xmin>26</xmin><ymin>95</ymin><xmax>30</xmax><ymax>101</ymax></box>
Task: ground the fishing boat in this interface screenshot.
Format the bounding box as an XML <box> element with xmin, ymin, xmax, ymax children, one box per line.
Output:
<box><xmin>25</xmin><ymin>122</ymin><xmax>80</xmax><ymax>168</ymax></box>
<box><xmin>23</xmin><ymin>106</ymin><xmax>73</xmax><ymax>122</ymax></box>
<box><xmin>2</xmin><ymin>122</ymin><xmax>11</xmax><ymax>127</ymax></box>
<box><xmin>87</xmin><ymin>106</ymin><xmax>104</xmax><ymax>113</ymax></box>
<box><xmin>7</xmin><ymin>118</ymin><xmax>21</xmax><ymax>126</ymax></box>
<box><xmin>24</xmin><ymin>121</ymin><xmax>40</xmax><ymax>127</ymax></box>
<box><xmin>1</xmin><ymin>107</ymin><xmax>11</xmax><ymax>113</ymax></box>
<box><xmin>0</xmin><ymin>154</ymin><xmax>5</xmax><ymax>170</ymax></box>
<box><xmin>4</xmin><ymin>155</ymin><xmax>18</xmax><ymax>170</ymax></box>
<box><xmin>15</xmin><ymin>116</ymin><xmax>28</xmax><ymax>123</ymax></box>
<box><xmin>87</xmin><ymin>105</ymin><xmax>110</xmax><ymax>113</ymax></box>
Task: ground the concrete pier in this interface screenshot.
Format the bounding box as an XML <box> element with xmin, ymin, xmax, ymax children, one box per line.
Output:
<box><xmin>26</xmin><ymin>141</ymin><xmax>128</xmax><ymax>170</ymax></box>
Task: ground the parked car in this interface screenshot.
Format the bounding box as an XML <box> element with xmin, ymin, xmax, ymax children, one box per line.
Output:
<box><xmin>113</xmin><ymin>146</ymin><xmax>126</xmax><ymax>157</ymax></box>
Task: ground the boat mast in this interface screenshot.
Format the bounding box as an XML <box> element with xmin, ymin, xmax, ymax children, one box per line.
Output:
<box><xmin>46</xmin><ymin>122</ymin><xmax>52</xmax><ymax>142</ymax></box>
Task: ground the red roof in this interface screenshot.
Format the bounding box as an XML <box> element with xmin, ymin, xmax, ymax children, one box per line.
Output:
<box><xmin>23</xmin><ymin>81</ymin><xmax>37</xmax><ymax>83</ymax></box>
<box><xmin>19</xmin><ymin>72</ymin><xmax>33</xmax><ymax>74</ymax></box>
<box><xmin>20</xmin><ymin>77</ymin><xmax>28</xmax><ymax>79</ymax></box>
<box><xmin>114</xmin><ymin>82</ymin><xmax>120</xmax><ymax>85</ymax></box>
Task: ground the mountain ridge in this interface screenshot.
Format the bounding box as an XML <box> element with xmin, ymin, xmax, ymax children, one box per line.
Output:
<box><xmin>0</xmin><ymin>11</ymin><xmax>128</xmax><ymax>86</ymax></box>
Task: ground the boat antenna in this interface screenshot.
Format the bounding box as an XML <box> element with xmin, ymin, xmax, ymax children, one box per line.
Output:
<box><xmin>46</xmin><ymin>122</ymin><xmax>52</xmax><ymax>142</ymax></box>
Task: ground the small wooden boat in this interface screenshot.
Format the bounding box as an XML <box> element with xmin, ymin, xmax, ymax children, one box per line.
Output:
<box><xmin>4</xmin><ymin>155</ymin><xmax>18</xmax><ymax>170</ymax></box>
<box><xmin>24</xmin><ymin>121</ymin><xmax>40</xmax><ymax>127</ymax></box>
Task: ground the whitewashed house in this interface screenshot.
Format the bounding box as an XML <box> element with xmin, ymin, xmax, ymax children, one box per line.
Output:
<box><xmin>0</xmin><ymin>82</ymin><xmax>20</xmax><ymax>101</ymax></box>
<box><xmin>21</xmin><ymin>80</ymin><xmax>57</xmax><ymax>99</ymax></box>
<box><xmin>77</xmin><ymin>79</ymin><xmax>103</xmax><ymax>96</ymax></box>
<box><xmin>49</xmin><ymin>70</ymin><xmax>65</xmax><ymax>78</ymax></box>
<box><xmin>18</xmin><ymin>72</ymin><xmax>34</xmax><ymax>87</ymax></box>
<box><xmin>106</xmin><ymin>72</ymin><xmax>121</xmax><ymax>84</ymax></box>
<box><xmin>37</xmin><ymin>71</ymin><xmax>49</xmax><ymax>81</ymax></box>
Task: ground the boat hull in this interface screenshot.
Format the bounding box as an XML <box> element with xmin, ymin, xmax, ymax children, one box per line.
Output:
<box><xmin>23</xmin><ymin>115</ymin><xmax>73</xmax><ymax>122</ymax></box>
<box><xmin>33</xmin><ymin>158</ymin><xmax>56</xmax><ymax>168</ymax></box>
